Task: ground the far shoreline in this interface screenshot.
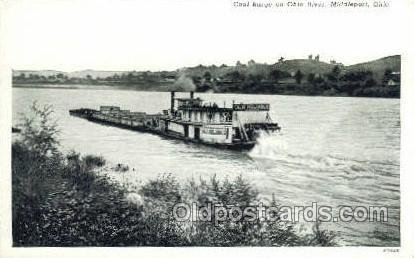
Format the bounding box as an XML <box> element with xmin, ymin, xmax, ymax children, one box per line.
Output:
<box><xmin>12</xmin><ymin>83</ymin><xmax>400</xmax><ymax>99</ymax></box>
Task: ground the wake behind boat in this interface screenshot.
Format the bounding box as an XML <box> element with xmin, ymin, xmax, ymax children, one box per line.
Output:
<box><xmin>69</xmin><ymin>91</ymin><xmax>281</xmax><ymax>150</ymax></box>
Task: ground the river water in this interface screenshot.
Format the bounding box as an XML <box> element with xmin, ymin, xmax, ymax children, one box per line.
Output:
<box><xmin>12</xmin><ymin>86</ymin><xmax>400</xmax><ymax>246</ymax></box>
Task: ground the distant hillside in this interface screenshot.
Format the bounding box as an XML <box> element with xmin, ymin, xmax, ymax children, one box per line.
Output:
<box><xmin>345</xmin><ymin>55</ymin><xmax>401</xmax><ymax>79</ymax></box>
<box><xmin>13</xmin><ymin>55</ymin><xmax>401</xmax><ymax>81</ymax></box>
<box><xmin>273</xmin><ymin>59</ymin><xmax>335</xmax><ymax>75</ymax></box>
<box><xmin>12</xmin><ymin>55</ymin><xmax>401</xmax><ymax>98</ymax></box>
<box><xmin>12</xmin><ymin>69</ymin><xmax>126</xmax><ymax>79</ymax></box>
<box><xmin>181</xmin><ymin>56</ymin><xmax>400</xmax><ymax>79</ymax></box>
<box><xmin>68</xmin><ymin>70</ymin><xmax>126</xmax><ymax>79</ymax></box>
<box><xmin>180</xmin><ymin>59</ymin><xmax>336</xmax><ymax>78</ymax></box>
<box><xmin>13</xmin><ymin>70</ymin><xmax>64</xmax><ymax>77</ymax></box>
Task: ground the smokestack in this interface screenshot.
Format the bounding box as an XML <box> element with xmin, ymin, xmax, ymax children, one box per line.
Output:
<box><xmin>190</xmin><ymin>91</ymin><xmax>194</xmax><ymax>99</ymax></box>
<box><xmin>171</xmin><ymin>91</ymin><xmax>175</xmax><ymax>111</ymax></box>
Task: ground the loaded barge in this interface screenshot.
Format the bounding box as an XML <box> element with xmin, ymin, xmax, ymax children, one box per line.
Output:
<box><xmin>69</xmin><ymin>92</ymin><xmax>281</xmax><ymax>150</ymax></box>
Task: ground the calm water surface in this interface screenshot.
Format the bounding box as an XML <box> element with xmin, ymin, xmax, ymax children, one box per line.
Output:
<box><xmin>12</xmin><ymin>86</ymin><xmax>400</xmax><ymax>246</ymax></box>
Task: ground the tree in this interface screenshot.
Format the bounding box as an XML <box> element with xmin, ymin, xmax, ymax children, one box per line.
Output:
<box><xmin>226</xmin><ymin>71</ymin><xmax>245</xmax><ymax>82</ymax></box>
<box><xmin>313</xmin><ymin>75</ymin><xmax>325</xmax><ymax>84</ymax></box>
<box><xmin>125</xmin><ymin>73</ymin><xmax>134</xmax><ymax>82</ymax></box>
<box><xmin>328</xmin><ymin>65</ymin><xmax>341</xmax><ymax>82</ymax></box>
<box><xmin>307</xmin><ymin>73</ymin><xmax>315</xmax><ymax>84</ymax></box>
<box><xmin>341</xmin><ymin>71</ymin><xmax>372</xmax><ymax>82</ymax></box>
<box><xmin>384</xmin><ymin>68</ymin><xmax>392</xmax><ymax>78</ymax></box>
<box><xmin>383</xmin><ymin>68</ymin><xmax>393</xmax><ymax>83</ymax></box>
<box><xmin>191</xmin><ymin>76</ymin><xmax>201</xmax><ymax>84</ymax></box>
<box><xmin>203</xmin><ymin>71</ymin><xmax>212</xmax><ymax>82</ymax></box>
<box><xmin>365</xmin><ymin>78</ymin><xmax>377</xmax><ymax>87</ymax></box>
<box><xmin>141</xmin><ymin>72</ymin><xmax>149</xmax><ymax>81</ymax></box>
<box><xmin>294</xmin><ymin>70</ymin><xmax>304</xmax><ymax>84</ymax></box>
<box><xmin>20</xmin><ymin>102</ymin><xmax>59</xmax><ymax>159</ymax></box>
<box><xmin>278</xmin><ymin>57</ymin><xmax>285</xmax><ymax>63</ymax></box>
<box><xmin>269</xmin><ymin>69</ymin><xmax>282</xmax><ymax>83</ymax></box>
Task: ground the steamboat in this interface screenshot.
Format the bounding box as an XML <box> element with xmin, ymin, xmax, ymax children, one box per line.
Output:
<box><xmin>69</xmin><ymin>91</ymin><xmax>281</xmax><ymax>150</ymax></box>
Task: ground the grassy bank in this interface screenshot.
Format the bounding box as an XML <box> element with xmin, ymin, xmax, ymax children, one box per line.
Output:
<box><xmin>12</xmin><ymin>103</ymin><xmax>335</xmax><ymax>246</ymax></box>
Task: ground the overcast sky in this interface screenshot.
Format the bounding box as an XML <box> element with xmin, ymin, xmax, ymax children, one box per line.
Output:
<box><xmin>2</xmin><ymin>0</ymin><xmax>407</xmax><ymax>71</ymax></box>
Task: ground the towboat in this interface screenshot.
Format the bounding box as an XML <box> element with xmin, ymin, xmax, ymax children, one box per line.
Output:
<box><xmin>69</xmin><ymin>91</ymin><xmax>281</xmax><ymax>150</ymax></box>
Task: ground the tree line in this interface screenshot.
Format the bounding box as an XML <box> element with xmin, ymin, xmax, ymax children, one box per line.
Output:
<box><xmin>12</xmin><ymin>60</ymin><xmax>400</xmax><ymax>98</ymax></box>
<box><xmin>195</xmin><ymin>65</ymin><xmax>400</xmax><ymax>98</ymax></box>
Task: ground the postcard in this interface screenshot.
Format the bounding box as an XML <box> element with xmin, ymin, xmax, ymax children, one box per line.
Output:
<box><xmin>0</xmin><ymin>0</ymin><xmax>413</xmax><ymax>257</ymax></box>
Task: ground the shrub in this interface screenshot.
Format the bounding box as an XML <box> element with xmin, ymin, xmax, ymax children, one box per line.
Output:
<box><xmin>142</xmin><ymin>174</ymin><xmax>336</xmax><ymax>247</ymax></box>
<box><xmin>140</xmin><ymin>173</ymin><xmax>182</xmax><ymax>203</ymax></box>
<box><xmin>82</xmin><ymin>154</ymin><xmax>106</xmax><ymax>168</ymax></box>
<box><xmin>304</xmin><ymin>221</ymin><xmax>336</xmax><ymax>246</ymax></box>
<box><xmin>114</xmin><ymin>163</ymin><xmax>129</xmax><ymax>172</ymax></box>
<box><xmin>19</xmin><ymin>101</ymin><xmax>59</xmax><ymax>159</ymax></box>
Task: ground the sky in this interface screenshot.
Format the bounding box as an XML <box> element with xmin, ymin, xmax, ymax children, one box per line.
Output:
<box><xmin>2</xmin><ymin>0</ymin><xmax>408</xmax><ymax>72</ymax></box>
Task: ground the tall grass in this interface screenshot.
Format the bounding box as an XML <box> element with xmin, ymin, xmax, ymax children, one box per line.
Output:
<box><xmin>12</xmin><ymin>103</ymin><xmax>335</xmax><ymax>246</ymax></box>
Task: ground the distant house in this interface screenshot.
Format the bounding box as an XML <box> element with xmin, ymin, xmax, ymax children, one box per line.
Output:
<box><xmin>387</xmin><ymin>79</ymin><xmax>399</xmax><ymax>86</ymax></box>
<box><xmin>387</xmin><ymin>72</ymin><xmax>400</xmax><ymax>86</ymax></box>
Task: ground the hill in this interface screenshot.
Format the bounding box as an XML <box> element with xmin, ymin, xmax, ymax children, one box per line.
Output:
<box><xmin>345</xmin><ymin>55</ymin><xmax>401</xmax><ymax>79</ymax></box>
<box><xmin>180</xmin><ymin>58</ymin><xmax>336</xmax><ymax>79</ymax></box>
<box><xmin>12</xmin><ymin>69</ymin><xmax>127</xmax><ymax>79</ymax></box>
<box><xmin>67</xmin><ymin>70</ymin><xmax>126</xmax><ymax>79</ymax></box>
<box><xmin>181</xmin><ymin>56</ymin><xmax>400</xmax><ymax>80</ymax></box>
<box><xmin>13</xmin><ymin>70</ymin><xmax>65</xmax><ymax>77</ymax></box>
<box><xmin>273</xmin><ymin>59</ymin><xmax>335</xmax><ymax>75</ymax></box>
<box><xmin>13</xmin><ymin>55</ymin><xmax>401</xmax><ymax>81</ymax></box>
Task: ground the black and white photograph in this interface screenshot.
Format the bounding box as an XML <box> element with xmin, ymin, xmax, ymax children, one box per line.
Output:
<box><xmin>0</xmin><ymin>0</ymin><xmax>413</xmax><ymax>257</ymax></box>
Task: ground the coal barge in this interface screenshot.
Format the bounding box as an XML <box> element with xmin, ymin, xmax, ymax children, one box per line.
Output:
<box><xmin>69</xmin><ymin>92</ymin><xmax>281</xmax><ymax>150</ymax></box>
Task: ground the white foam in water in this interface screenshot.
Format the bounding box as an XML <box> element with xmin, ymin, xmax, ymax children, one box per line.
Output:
<box><xmin>249</xmin><ymin>131</ymin><xmax>289</xmax><ymax>160</ymax></box>
<box><xmin>249</xmin><ymin>131</ymin><xmax>378</xmax><ymax>175</ymax></box>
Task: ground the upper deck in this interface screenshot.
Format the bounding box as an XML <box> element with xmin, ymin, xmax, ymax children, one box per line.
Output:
<box><xmin>168</xmin><ymin>92</ymin><xmax>273</xmax><ymax>125</ymax></box>
<box><xmin>174</xmin><ymin>95</ymin><xmax>270</xmax><ymax>113</ymax></box>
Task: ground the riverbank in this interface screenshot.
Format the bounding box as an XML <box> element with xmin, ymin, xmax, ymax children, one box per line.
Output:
<box><xmin>12</xmin><ymin>82</ymin><xmax>400</xmax><ymax>99</ymax></box>
<box><xmin>12</xmin><ymin>103</ymin><xmax>336</xmax><ymax>246</ymax></box>
<box><xmin>12</xmin><ymin>141</ymin><xmax>336</xmax><ymax>246</ymax></box>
